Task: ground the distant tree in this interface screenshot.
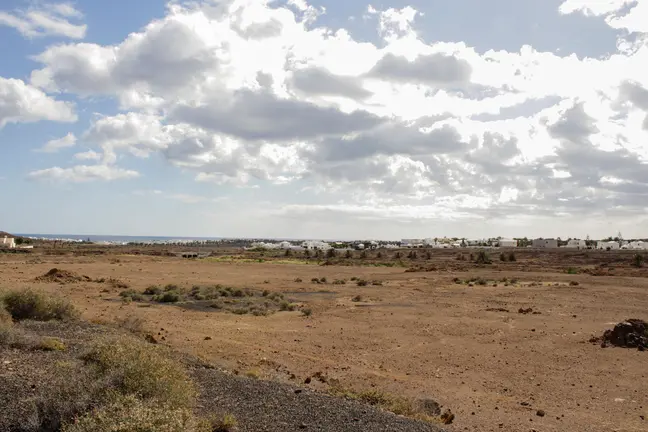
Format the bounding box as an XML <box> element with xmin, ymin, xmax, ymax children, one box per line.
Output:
<box><xmin>326</xmin><ymin>248</ymin><xmax>337</xmax><ymax>258</ymax></box>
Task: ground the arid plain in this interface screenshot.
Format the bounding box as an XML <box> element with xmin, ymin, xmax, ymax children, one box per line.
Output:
<box><xmin>1</xmin><ymin>247</ymin><xmax>647</xmax><ymax>432</ymax></box>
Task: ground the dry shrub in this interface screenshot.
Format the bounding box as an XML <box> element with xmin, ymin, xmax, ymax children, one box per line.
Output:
<box><xmin>0</xmin><ymin>305</ymin><xmax>12</xmax><ymax>324</ymax></box>
<box><xmin>211</xmin><ymin>413</ymin><xmax>238</xmax><ymax>432</ymax></box>
<box><xmin>82</xmin><ymin>337</ymin><xmax>197</xmax><ymax>408</ymax></box>
<box><xmin>2</xmin><ymin>289</ymin><xmax>79</xmax><ymax>322</ymax></box>
<box><xmin>62</xmin><ymin>395</ymin><xmax>211</xmax><ymax>432</ymax></box>
<box><xmin>116</xmin><ymin>316</ymin><xmax>145</xmax><ymax>334</ymax></box>
<box><xmin>35</xmin><ymin>361</ymin><xmax>104</xmax><ymax>431</ymax></box>
<box><xmin>38</xmin><ymin>337</ymin><xmax>66</xmax><ymax>351</ymax></box>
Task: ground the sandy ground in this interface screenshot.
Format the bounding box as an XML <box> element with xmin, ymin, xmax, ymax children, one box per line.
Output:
<box><xmin>1</xmin><ymin>251</ymin><xmax>647</xmax><ymax>432</ymax></box>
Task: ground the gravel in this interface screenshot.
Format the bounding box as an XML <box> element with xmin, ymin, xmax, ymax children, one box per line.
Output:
<box><xmin>192</xmin><ymin>367</ymin><xmax>445</xmax><ymax>432</ymax></box>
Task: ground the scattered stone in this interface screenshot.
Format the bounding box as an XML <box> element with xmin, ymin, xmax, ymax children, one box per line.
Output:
<box><xmin>591</xmin><ymin>319</ymin><xmax>648</xmax><ymax>350</ymax></box>
<box><xmin>520</xmin><ymin>402</ymin><xmax>530</xmax><ymax>406</ymax></box>
<box><xmin>312</xmin><ymin>371</ymin><xmax>327</xmax><ymax>383</ymax></box>
<box><xmin>145</xmin><ymin>334</ymin><xmax>158</xmax><ymax>344</ymax></box>
<box><xmin>440</xmin><ymin>409</ymin><xmax>455</xmax><ymax>425</ymax></box>
<box><xmin>536</xmin><ymin>410</ymin><xmax>545</xmax><ymax>417</ymax></box>
<box><xmin>294</xmin><ymin>389</ymin><xmax>303</xmax><ymax>394</ymax></box>
<box><xmin>204</xmin><ymin>336</ymin><xmax>212</xmax><ymax>341</ymax></box>
<box><xmin>415</xmin><ymin>398</ymin><xmax>441</xmax><ymax>416</ymax></box>
<box><xmin>304</xmin><ymin>377</ymin><xmax>312</xmax><ymax>384</ymax></box>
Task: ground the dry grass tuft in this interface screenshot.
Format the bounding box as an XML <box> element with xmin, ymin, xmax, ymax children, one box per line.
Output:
<box><xmin>62</xmin><ymin>395</ymin><xmax>212</xmax><ymax>432</ymax></box>
<box><xmin>39</xmin><ymin>337</ymin><xmax>67</xmax><ymax>351</ymax></box>
<box><xmin>2</xmin><ymin>289</ymin><xmax>79</xmax><ymax>322</ymax></box>
<box><xmin>82</xmin><ymin>336</ymin><xmax>197</xmax><ymax>408</ymax></box>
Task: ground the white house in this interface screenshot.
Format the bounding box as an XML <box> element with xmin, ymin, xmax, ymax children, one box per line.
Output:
<box><xmin>597</xmin><ymin>241</ymin><xmax>620</xmax><ymax>250</ymax></box>
<box><xmin>301</xmin><ymin>240</ymin><xmax>332</xmax><ymax>250</ymax></box>
<box><xmin>401</xmin><ymin>239</ymin><xmax>424</xmax><ymax>248</ymax></box>
<box><xmin>566</xmin><ymin>239</ymin><xmax>586</xmax><ymax>249</ymax></box>
<box><xmin>533</xmin><ymin>238</ymin><xmax>558</xmax><ymax>248</ymax></box>
<box><xmin>498</xmin><ymin>239</ymin><xmax>517</xmax><ymax>248</ymax></box>
<box><xmin>627</xmin><ymin>241</ymin><xmax>648</xmax><ymax>250</ymax></box>
<box><xmin>279</xmin><ymin>241</ymin><xmax>292</xmax><ymax>249</ymax></box>
<box><xmin>1</xmin><ymin>236</ymin><xmax>15</xmax><ymax>249</ymax></box>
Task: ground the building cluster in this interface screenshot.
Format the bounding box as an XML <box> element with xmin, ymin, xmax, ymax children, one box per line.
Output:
<box><xmin>1</xmin><ymin>236</ymin><xmax>16</xmax><ymax>249</ymax></box>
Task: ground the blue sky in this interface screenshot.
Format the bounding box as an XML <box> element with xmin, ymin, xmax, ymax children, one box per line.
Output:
<box><xmin>1</xmin><ymin>0</ymin><xmax>647</xmax><ymax>239</ymax></box>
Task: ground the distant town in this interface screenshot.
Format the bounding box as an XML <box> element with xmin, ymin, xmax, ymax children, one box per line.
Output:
<box><xmin>2</xmin><ymin>231</ymin><xmax>647</xmax><ymax>251</ymax></box>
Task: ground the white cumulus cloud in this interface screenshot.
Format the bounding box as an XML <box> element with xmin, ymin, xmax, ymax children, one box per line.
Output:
<box><xmin>0</xmin><ymin>77</ymin><xmax>76</xmax><ymax>128</ymax></box>
<box><xmin>0</xmin><ymin>2</ymin><xmax>86</xmax><ymax>39</ymax></box>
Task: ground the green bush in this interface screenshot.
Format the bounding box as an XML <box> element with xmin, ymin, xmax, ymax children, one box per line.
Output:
<box><xmin>474</xmin><ymin>250</ymin><xmax>491</xmax><ymax>264</ymax></box>
<box><xmin>279</xmin><ymin>301</ymin><xmax>297</xmax><ymax>312</ymax></box>
<box><xmin>143</xmin><ymin>285</ymin><xmax>162</xmax><ymax>295</ymax></box>
<box><xmin>2</xmin><ymin>289</ymin><xmax>79</xmax><ymax>321</ymax></box>
<box><xmin>156</xmin><ymin>292</ymin><xmax>181</xmax><ymax>303</ymax></box>
<box><xmin>356</xmin><ymin>280</ymin><xmax>368</xmax><ymax>287</ymax></box>
<box><xmin>301</xmin><ymin>308</ymin><xmax>312</xmax><ymax>317</ymax></box>
<box><xmin>120</xmin><ymin>290</ymin><xmax>144</xmax><ymax>302</ymax></box>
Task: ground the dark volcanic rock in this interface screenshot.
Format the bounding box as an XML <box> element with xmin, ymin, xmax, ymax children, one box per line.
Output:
<box><xmin>600</xmin><ymin>319</ymin><xmax>648</xmax><ymax>349</ymax></box>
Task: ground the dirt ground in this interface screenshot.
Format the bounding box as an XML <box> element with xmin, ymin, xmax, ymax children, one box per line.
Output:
<box><xmin>1</xmin><ymin>249</ymin><xmax>647</xmax><ymax>432</ymax></box>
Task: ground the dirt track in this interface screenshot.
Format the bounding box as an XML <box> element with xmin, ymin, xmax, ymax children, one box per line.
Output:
<box><xmin>1</xmin><ymin>250</ymin><xmax>647</xmax><ymax>432</ymax></box>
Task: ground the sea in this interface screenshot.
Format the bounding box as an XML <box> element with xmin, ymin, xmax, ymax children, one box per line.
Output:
<box><xmin>16</xmin><ymin>234</ymin><xmax>224</xmax><ymax>245</ymax></box>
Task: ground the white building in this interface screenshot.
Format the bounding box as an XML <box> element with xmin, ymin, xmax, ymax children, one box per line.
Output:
<box><xmin>401</xmin><ymin>239</ymin><xmax>424</xmax><ymax>248</ymax></box>
<box><xmin>498</xmin><ymin>239</ymin><xmax>517</xmax><ymax>248</ymax></box>
<box><xmin>301</xmin><ymin>240</ymin><xmax>332</xmax><ymax>250</ymax></box>
<box><xmin>627</xmin><ymin>241</ymin><xmax>648</xmax><ymax>250</ymax></box>
<box><xmin>533</xmin><ymin>238</ymin><xmax>558</xmax><ymax>248</ymax></box>
<box><xmin>1</xmin><ymin>236</ymin><xmax>15</xmax><ymax>249</ymax></box>
<box><xmin>566</xmin><ymin>239</ymin><xmax>586</xmax><ymax>249</ymax></box>
<box><xmin>597</xmin><ymin>241</ymin><xmax>620</xmax><ymax>250</ymax></box>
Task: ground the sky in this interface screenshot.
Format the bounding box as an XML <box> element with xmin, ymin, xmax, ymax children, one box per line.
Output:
<box><xmin>1</xmin><ymin>0</ymin><xmax>647</xmax><ymax>240</ymax></box>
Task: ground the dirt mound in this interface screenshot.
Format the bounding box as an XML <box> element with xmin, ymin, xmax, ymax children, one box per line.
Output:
<box><xmin>35</xmin><ymin>268</ymin><xmax>88</xmax><ymax>284</ymax></box>
<box><xmin>592</xmin><ymin>319</ymin><xmax>648</xmax><ymax>350</ymax></box>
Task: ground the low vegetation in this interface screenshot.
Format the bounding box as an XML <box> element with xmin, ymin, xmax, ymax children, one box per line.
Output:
<box><xmin>2</xmin><ymin>289</ymin><xmax>79</xmax><ymax>322</ymax></box>
<box><xmin>113</xmin><ymin>283</ymin><xmax>307</xmax><ymax>316</ymax></box>
<box><xmin>330</xmin><ymin>387</ymin><xmax>453</xmax><ymax>425</ymax></box>
<box><xmin>500</xmin><ymin>252</ymin><xmax>517</xmax><ymax>262</ymax></box>
<box><xmin>62</xmin><ymin>395</ymin><xmax>214</xmax><ymax>432</ymax></box>
<box><xmin>474</xmin><ymin>250</ymin><xmax>492</xmax><ymax>265</ymax></box>
<box><xmin>632</xmin><ymin>253</ymin><xmax>645</xmax><ymax>268</ymax></box>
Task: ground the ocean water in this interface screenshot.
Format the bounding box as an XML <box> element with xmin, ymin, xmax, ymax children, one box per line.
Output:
<box><xmin>17</xmin><ymin>234</ymin><xmax>224</xmax><ymax>244</ymax></box>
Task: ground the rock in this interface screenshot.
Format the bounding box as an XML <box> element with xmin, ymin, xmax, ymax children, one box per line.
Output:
<box><xmin>536</xmin><ymin>410</ymin><xmax>545</xmax><ymax>417</ymax></box>
<box><xmin>304</xmin><ymin>377</ymin><xmax>312</xmax><ymax>384</ymax></box>
<box><xmin>594</xmin><ymin>319</ymin><xmax>648</xmax><ymax>349</ymax></box>
<box><xmin>294</xmin><ymin>389</ymin><xmax>303</xmax><ymax>394</ymax></box>
<box><xmin>204</xmin><ymin>336</ymin><xmax>212</xmax><ymax>340</ymax></box>
<box><xmin>518</xmin><ymin>308</ymin><xmax>533</xmax><ymax>314</ymax></box>
<box><xmin>299</xmin><ymin>423</ymin><xmax>307</xmax><ymax>429</ymax></box>
<box><xmin>145</xmin><ymin>334</ymin><xmax>158</xmax><ymax>344</ymax></box>
<box><xmin>415</xmin><ymin>398</ymin><xmax>441</xmax><ymax>417</ymax></box>
<box><xmin>440</xmin><ymin>409</ymin><xmax>455</xmax><ymax>424</ymax></box>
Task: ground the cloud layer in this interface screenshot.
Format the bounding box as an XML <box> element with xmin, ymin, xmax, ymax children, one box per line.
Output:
<box><xmin>6</xmin><ymin>0</ymin><xmax>648</xmax><ymax>231</ymax></box>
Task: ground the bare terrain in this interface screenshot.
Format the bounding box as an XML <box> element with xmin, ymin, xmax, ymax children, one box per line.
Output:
<box><xmin>2</xmin><ymin>247</ymin><xmax>647</xmax><ymax>431</ymax></box>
